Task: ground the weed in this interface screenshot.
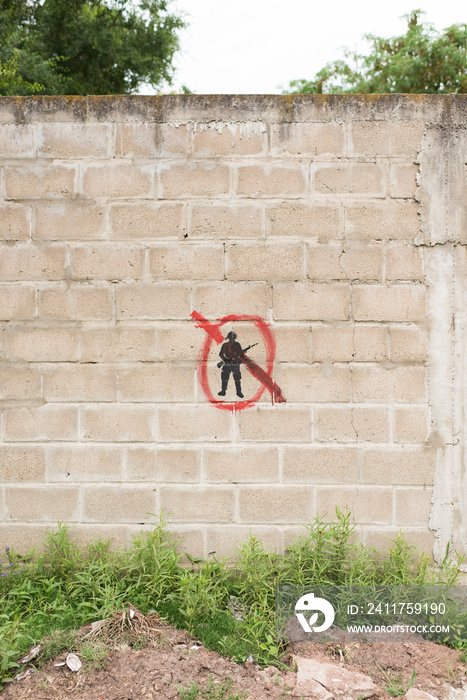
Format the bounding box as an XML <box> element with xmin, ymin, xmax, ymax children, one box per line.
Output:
<box><xmin>79</xmin><ymin>640</ymin><xmax>108</xmax><ymax>671</ymax></box>
<box><xmin>378</xmin><ymin>667</ymin><xmax>417</xmax><ymax>697</ymax></box>
<box><xmin>178</xmin><ymin>675</ymin><xmax>247</xmax><ymax>699</ymax></box>
<box><xmin>0</xmin><ymin>509</ymin><xmax>465</xmax><ymax>684</ymax></box>
<box><xmin>38</xmin><ymin>629</ymin><xmax>79</xmax><ymax>668</ymax></box>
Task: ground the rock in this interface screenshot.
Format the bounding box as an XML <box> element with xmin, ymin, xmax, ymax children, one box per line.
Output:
<box><xmin>293</xmin><ymin>657</ymin><xmax>381</xmax><ymax>700</ymax></box>
<box><xmin>443</xmin><ymin>685</ymin><xmax>467</xmax><ymax>700</ymax></box>
<box><xmin>404</xmin><ymin>689</ymin><xmax>438</xmax><ymax>700</ymax></box>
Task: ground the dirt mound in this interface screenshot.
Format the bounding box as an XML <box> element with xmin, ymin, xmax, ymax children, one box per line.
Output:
<box><xmin>2</xmin><ymin>608</ymin><xmax>467</xmax><ymax>700</ymax></box>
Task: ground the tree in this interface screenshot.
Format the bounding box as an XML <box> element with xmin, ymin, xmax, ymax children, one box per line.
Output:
<box><xmin>284</xmin><ymin>10</ymin><xmax>467</xmax><ymax>95</ymax></box>
<box><xmin>0</xmin><ymin>0</ymin><xmax>186</xmax><ymax>95</ymax></box>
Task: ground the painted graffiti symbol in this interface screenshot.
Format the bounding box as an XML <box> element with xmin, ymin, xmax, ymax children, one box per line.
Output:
<box><xmin>191</xmin><ymin>311</ymin><xmax>286</xmax><ymax>412</ymax></box>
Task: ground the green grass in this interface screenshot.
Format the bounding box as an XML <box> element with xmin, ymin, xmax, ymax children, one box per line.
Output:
<box><xmin>178</xmin><ymin>676</ymin><xmax>247</xmax><ymax>700</ymax></box>
<box><xmin>0</xmin><ymin>508</ymin><xmax>464</xmax><ymax>688</ymax></box>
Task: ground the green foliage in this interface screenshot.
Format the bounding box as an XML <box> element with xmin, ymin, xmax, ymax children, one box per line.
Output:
<box><xmin>0</xmin><ymin>510</ymin><xmax>464</xmax><ymax>682</ymax></box>
<box><xmin>0</xmin><ymin>615</ymin><xmax>29</xmax><ymax>688</ymax></box>
<box><xmin>179</xmin><ymin>676</ymin><xmax>247</xmax><ymax>700</ymax></box>
<box><xmin>0</xmin><ymin>0</ymin><xmax>186</xmax><ymax>95</ymax></box>
<box><xmin>284</xmin><ymin>10</ymin><xmax>467</xmax><ymax>95</ymax></box>
<box><xmin>378</xmin><ymin>667</ymin><xmax>417</xmax><ymax>697</ymax></box>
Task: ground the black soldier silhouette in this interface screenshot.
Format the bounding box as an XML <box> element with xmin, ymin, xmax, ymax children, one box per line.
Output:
<box><xmin>217</xmin><ymin>331</ymin><xmax>257</xmax><ymax>399</ymax></box>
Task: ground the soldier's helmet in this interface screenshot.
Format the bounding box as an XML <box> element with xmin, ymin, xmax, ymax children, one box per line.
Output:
<box><xmin>226</xmin><ymin>331</ymin><xmax>237</xmax><ymax>341</ymax></box>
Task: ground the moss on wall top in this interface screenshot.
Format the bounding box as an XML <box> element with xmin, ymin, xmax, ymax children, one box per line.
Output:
<box><xmin>1</xmin><ymin>93</ymin><xmax>466</xmax><ymax>125</ymax></box>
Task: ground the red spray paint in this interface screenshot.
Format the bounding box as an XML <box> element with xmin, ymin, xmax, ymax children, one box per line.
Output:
<box><xmin>191</xmin><ymin>311</ymin><xmax>286</xmax><ymax>412</ymax></box>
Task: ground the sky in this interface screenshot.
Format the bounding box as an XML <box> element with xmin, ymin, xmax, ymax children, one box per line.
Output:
<box><xmin>161</xmin><ymin>0</ymin><xmax>467</xmax><ymax>95</ymax></box>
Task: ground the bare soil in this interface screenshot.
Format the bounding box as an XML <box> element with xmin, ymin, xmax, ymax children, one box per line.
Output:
<box><xmin>2</xmin><ymin>612</ymin><xmax>466</xmax><ymax>700</ymax></box>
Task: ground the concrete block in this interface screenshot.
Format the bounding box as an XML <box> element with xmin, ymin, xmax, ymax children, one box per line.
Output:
<box><xmin>274</xmin><ymin>325</ymin><xmax>311</xmax><ymax>363</ymax></box>
<box><xmin>109</xmin><ymin>203</ymin><xmax>184</xmax><ymax>239</ymax></box>
<box><xmin>83</xmin><ymin>486</ymin><xmax>157</xmax><ymax>523</ymax></box>
<box><xmin>160</xmin><ymin>486</ymin><xmax>234</xmax><ymax>522</ymax></box>
<box><xmin>6</xmin><ymin>327</ymin><xmax>79</xmax><ymax>362</ymax></box>
<box><xmin>39</xmin><ymin>123</ymin><xmax>111</xmax><ymax>158</ymax></box>
<box><xmin>239</xmin><ymin>486</ymin><xmax>313</xmax><ymax>523</ymax></box>
<box><xmin>5</xmin><ymin>406</ymin><xmax>79</xmax><ymax>441</ymax></box>
<box><xmin>167</xmin><ymin>526</ymin><xmax>205</xmax><ymax>560</ymax></box>
<box><xmin>351</xmin><ymin>121</ymin><xmax>389</xmax><ymax>156</ymax></box>
<box><xmin>312</xmin><ymin>324</ymin><xmax>388</xmax><ymax>362</ymax></box>
<box><xmin>389</xmin><ymin>325</ymin><xmax>427</xmax><ymax>362</ymax></box>
<box><xmin>352</xmin><ymin>407</ymin><xmax>389</xmax><ymax>442</ymax></box>
<box><xmin>0</xmin><ymin>285</ymin><xmax>35</xmax><ymax>320</ymax></box>
<box><xmin>390</xmin><ymin>163</ymin><xmax>419</xmax><ymax>199</ymax></box>
<box><xmin>34</xmin><ymin>203</ymin><xmax>106</xmax><ymax>240</ymax></box>
<box><xmin>313</xmin><ymin>164</ymin><xmax>385</xmax><ymax>196</ymax></box>
<box><xmin>118</xmin><ymin>364</ymin><xmax>195</xmax><ymax>402</ymax></box>
<box><xmin>0</xmin><ymin>243</ymin><xmax>66</xmax><ymax>280</ymax></box>
<box><xmin>82</xmin><ymin>163</ymin><xmax>153</xmax><ymax>198</ymax></box>
<box><xmin>352</xmin><ymin>365</ymin><xmax>426</xmax><ymax>402</ymax></box>
<box><xmin>362</xmin><ymin>527</ymin><xmax>435</xmax><ymax>555</ymax></box>
<box><xmin>47</xmin><ymin>446</ymin><xmax>123</xmax><ymax>482</ymax></box>
<box><xmin>0</xmin><ymin>446</ymin><xmax>46</xmax><ymax>482</ymax></box>
<box><xmin>307</xmin><ymin>244</ymin><xmax>383</xmax><ymax>281</ymax></box>
<box><xmin>271</xmin><ymin>122</ymin><xmax>344</xmax><ymax>156</ymax></box>
<box><xmin>159</xmin><ymin>162</ymin><xmax>230</xmax><ymax>198</ymax></box>
<box><xmin>153</xmin><ymin>322</ymin><xmax>202</xmax><ymax>362</ymax></box>
<box><xmin>206</xmin><ymin>526</ymin><xmax>284</xmax><ymax>556</ymax></box>
<box><xmin>394</xmin><ymin>407</ymin><xmax>429</xmax><ymax>444</ymax></box>
<box><xmin>237</xmin><ymin>164</ymin><xmax>306</xmax><ymax>197</ymax></box>
<box><xmin>116</xmin><ymin>283</ymin><xmax>191</xmax><ymax>320</ymax></box>
<box><xmin>0</xmin><ymin>524</ymin><xmax>54</xmax><ymax>552</ymax></box>
<box><xmin>226</xmin><ymin>242</ymin><xmax>303</xmax><ymax>281</ymax></box>
<box><xmin>389</xmin><ymin>121</ymin><xmax>425</xmax><ymax>157</ymax></box>
<box><xmin>0</xmin><ymin>366</ymin><xmax>41</xmax><ymax>401</ymax></box>
<box><xmin>283</xmin><ymin>446</ymin><xmax>358</xmax><ymax>483</ymax></box>
<box><xmin>81</xmin><ymin>327</ymin><xmax>156</xmax><ymax>362</ymax></box>
<box><xmin>267</xmin><ymin>203</ymin><xmax>342</xmax><ymax>241</ymax></box>
<box><xmin>194</xmin><ymin>282</ymin><xmax>270</xmax><ymax>317</ymax></box>
<box><xmin>82</xmin><ymin>405</ymin><xmax>156</xmax><ymax>442</ymax></box>
<box><xmin>5</xmin><ymin>165</ymin><xmax>77</xmax><ymax>200</ymax></box>
<box><xmin>238</xmin><ymin>407</ymin><xmax>311</xmax><ymax>442</ymax></box>
<box><xmin>149</xmin><ymin>244</ymin><xmax>224</xmax><ymax>280</ymax></box>
<box><xmin>0</xmin><ymin>124</ymin><xmax>36</xmax><ymax>157</ymax></box>
<box><xmin>0</xmin><ymin>204</ymin><xmax>31</xmax><ymax>240</ymax></box>
<box><xmin>70</xmin><ymin>244</ymin><xmax>144</xmax><ymax>281</ymax></box>
<box><xmin>5</xmin><ymin>486</ymin><xmax>79</xmax><ymax>521</ymax></box>
<box><xmin>279</xmin><ymin>364</ymin><xmax>351</xmax><ymax>402</ymax></box>
<box><xmin>395</xmin><ymin>488</ymin><xmax>432</xmax><ymax>525</ymax></box>
<box><xmin>158</xmin><ymin>405</ymin><xmax>233</xmax><ymax>442</ymax></box>
<box><xmin>315</xmin><ymin>407</ymin><xmax>355</xmax><ymax>442</ymax></box>
<box><xmin>38</xmin><ymin>284</ymin><xmax>113</xmax><ymax>320</ymax></box>
<box><xmin>190</xmin><ymin>203</ymin><xmax>262</xmax><ymax>239</ymax></box>
<box><xmin>316</xmin><ymin>486</ymin><xmax>393</xmax><ymax>523</ymax></box>
<box><xmin>43</xmin><ymin>365</ymin><xmax>117</xmax><ymax>401</ymax></box>
<box><xmin>126</xmin><ymin>447</ymin><xmax>199</xmax><ymax>482</ymax></box>
<box><xmin>205</xmin><ymin>446</ymin><xmax>279</xmax><ymax>482</ymax></box>
<box><xmin>345</xmin><ymin>201</ymin><xmax>420</xmax><ymax>241</ymax></box>
<box><xmin>193</xmin><ymin>122</ymin><xmax>266</xmax><ymax>156</ymax></box>
<box><xmin>115</xmin><ymin>123</ymin><xmax>188</xmax><ymax>157</ymax></box>
<box><xmin>385</xmin><ymin>244</ymin><xmax>424</xmax><ymax>281</ymax></box>
<box><xmin>70</xmin><ymin>524</ymin><xmax>132</xmax><ymax>549</ymax></box>
<box><xmin>274</xmin><ymin>283</ymin><xmax>350</xmax><ymax>321</ymax></box>
<box><xmin>361</xmin><ymin>447</ymin><xmax>435</xmax><ymax>485</ymax></box>
<box><xmin>352</xmin><ymin>285</ymin><xmax>427</xmax><ymax>322</ymax></box>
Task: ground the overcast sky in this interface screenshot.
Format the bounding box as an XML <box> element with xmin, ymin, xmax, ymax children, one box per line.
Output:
<box><xmin>160</xmin><ymin>0</ymin><xmax>466</xmax><ymax>95</ymax></box>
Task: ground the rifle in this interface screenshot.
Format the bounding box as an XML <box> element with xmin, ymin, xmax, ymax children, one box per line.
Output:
<box><xmin>217</xmin><ymin>343</ymin><xmax>258</xmax><ymax>368</ymax></box>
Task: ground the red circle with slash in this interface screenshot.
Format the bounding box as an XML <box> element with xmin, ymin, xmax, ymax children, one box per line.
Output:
<box><xmin>192</xmin><ymin>312</ymin><xmax>284</xmax><ymax>412</ymax></box>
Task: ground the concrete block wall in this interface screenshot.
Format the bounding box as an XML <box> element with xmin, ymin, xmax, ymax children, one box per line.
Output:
<box><xmin>0</xmin><ymin>95</ymin><xmax>466</xmax><ymax>561</ymax></box>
